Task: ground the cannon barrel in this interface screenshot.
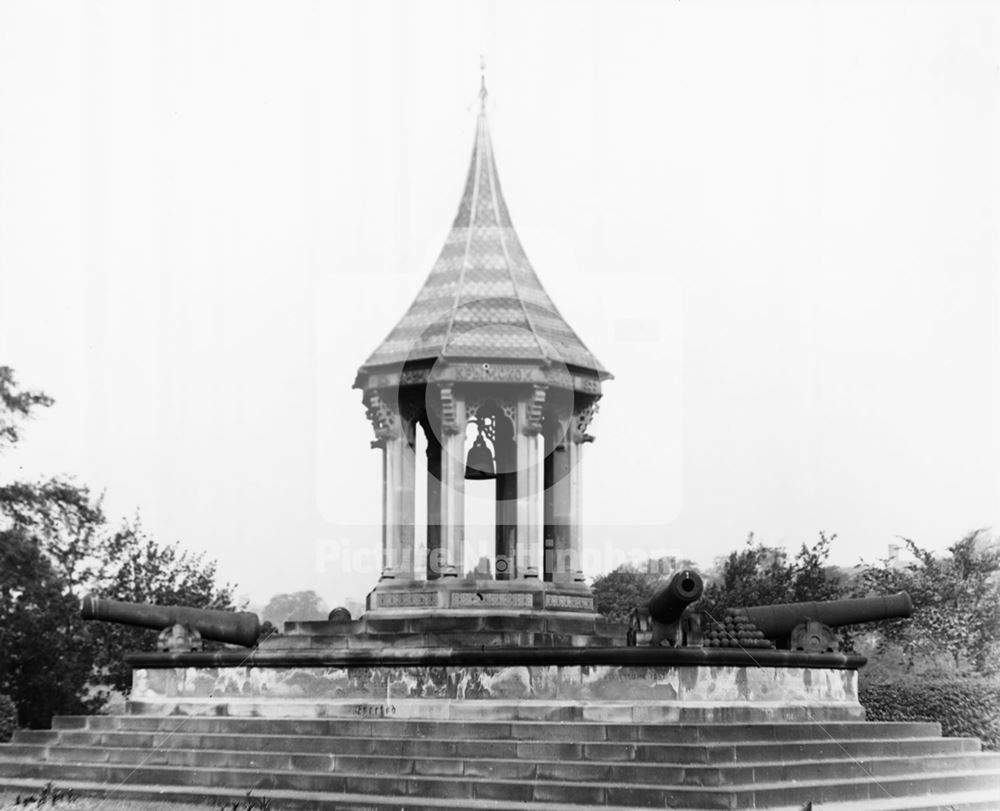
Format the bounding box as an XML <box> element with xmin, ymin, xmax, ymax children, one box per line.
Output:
<box><xmin>81</xmin><ymin>595</ymin><xmax>261</xmax><ymax>648</ymax></box>
<box><xmin>647</xmin><ymin>570</ymin><xmax>704</xmax><ymax>625</ymax></box>
<box><xmin>741</xmin><ymin>592</ymin><xmax>912</xmax><ymax>639</ymax></box>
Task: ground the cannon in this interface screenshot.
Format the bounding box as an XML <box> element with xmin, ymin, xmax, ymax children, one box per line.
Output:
<box><xmin>81</xmin><ymin>595</ymin><xmax>262</xmax><ymax>651</ymax></box>
<box><xmin>733</xmin><ymin>592</ymin><xmax>913</xmax><ymax>653</ymax></box>
<box><xmin>627</xmin><ymin>570</ymin><xmax>704</xmax><ymax>647</ymax></box>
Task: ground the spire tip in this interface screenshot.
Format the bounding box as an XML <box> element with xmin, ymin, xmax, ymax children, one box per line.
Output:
<box><xmin>479</xmin><ymin>55</ymin><xmax>487</xmax><ymax>110</ymax></box>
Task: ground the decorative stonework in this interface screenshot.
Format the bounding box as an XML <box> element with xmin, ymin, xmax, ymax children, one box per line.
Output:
<box><xmin>400</xmin><ymin>393</ymin><xmax>423</xmax><ymax>425</ymax></box>
<box><xmin>439</xmin><ymin>386</ymin><xmax>461</xmax><ymax>435</ymax></box>
<box><xmin>572</xmin><ymin>398</ymin><xmax>600</xmax><ymax>443</ymax></box>
<box><xmin>132</xmin><ymin>664</ymin><xmax>862</xmax><ymax>711</ymax></box>
<box><xmin>453</xmin><ymin>363</ymin><xmax>534</xmax><ymax>383</ymax></box>
<box><xmin>365</xmin><ymin>391</ymin><xmax>400</xmax><ymax>441</ymax></box>
<box><xmin>544</xmin><ymin>593</ymin><xmax>596</xmax><ymax>612</ymax></box>
<box><xmin>375</xmin><ymin>592</ymin><xmax>438</xmax><ymax>609</ymax></box>
<box><xmin>466</xmin><ymin>396</ymin><xmax>517</xmax><ymax>426</ymax></box>
<box><xmin>523</xmin><ymin>385</ymin><xmax>546</xmax><ymax>435</ymax></box>
<box><xmin>450</xmin><ymin>592</ymin><xmax>534</xmax><ymax>609</ymax></box>
<box><xmin>573</xmin><ymin>375</ymin><xmax>602</xmax><ymax>395</ymax></box>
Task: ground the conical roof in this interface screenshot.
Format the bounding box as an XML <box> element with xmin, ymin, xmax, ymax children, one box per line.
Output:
<box><xmin>357</xmin><ymin>95</ymin><xmax>611</xmax><ymax>384</ymax></box>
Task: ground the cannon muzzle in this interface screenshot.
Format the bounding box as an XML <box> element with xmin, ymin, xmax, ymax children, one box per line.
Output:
<box><xmin>742</xmin><ymin>592</ymin><xmax>913</xmax><ymax>640</ymax></box>
<box><xmin>647</xmin><ymin>570</ymin><xmax>704</xmax><ymax>625</ymax></box>
<box><xmin>81</xmin><ymin>595</ymin><xmax>261</xmax><ymax>648</ymax></box>
<box><xmin>628</xmin><ymin>570</ymin><xmax>705</xmax><ymax>647</ymax></box>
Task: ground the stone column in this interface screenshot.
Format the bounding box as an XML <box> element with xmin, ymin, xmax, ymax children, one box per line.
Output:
<box><xmin>562</xmin><ymin>397</ymin><xmax>598</xmax><ymax>584</ymax></box>
<box><xmin>399</xmin><ymin>419</ymin><xmax>416</xmax><ymax>578</ymax></box>
<box><xmin>515</xmin><ymin>396</ymin><xmax>542</xmax><ymax>579</ymax></box>
<box><xmin>542</xmin><ymin>446</ymin><xmax>555</xmax><ymax>582</ymax></box>
<box><xmin>379</xmin><ymin>418</ymin><xmax>416</xmax><ymax>580</ymax></box>
<box><xmin>544</xmin><ymin>438</ymin><xmax>575</xmax><ymax>583</ymax></box>
<box><xmin>425</xmin><ymin>430</ymin><xmax>442</xmax><ymax>580</ymax></box>
<box><xmin>495</xmin><ymin>462</ymin><xmax>517</xmax><ymax>580</ymax></box>
<box><xmin>566</xmin><ymin>438</ymin><xmax>585</xmax><ymax>582</ymax></box>
<box><xmin>437</xmin><ymin>387</ymin><xmax>466</xmax><ymax>578</ymax></box>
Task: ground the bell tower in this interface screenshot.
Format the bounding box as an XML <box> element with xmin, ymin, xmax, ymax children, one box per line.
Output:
<box><xmin>354</xmin><ymin>80</ymin><xmax>611</xmax><ymax>615</ymax></box>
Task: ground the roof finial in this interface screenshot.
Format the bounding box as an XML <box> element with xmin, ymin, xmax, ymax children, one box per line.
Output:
<box><xmin>479</xmin><ymin>54</ymin><xmax>488</xmax><ymax>110</ymax></box>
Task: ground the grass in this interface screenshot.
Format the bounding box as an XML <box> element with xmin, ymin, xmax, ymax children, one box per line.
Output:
<box><xmin>0</xmin><ymin>794</ymin><xmax>217</xmax><ymax>811</ymax></box>
<box><xmin>0</xmin><ymin>786</ymin><xmax>272</xmax><ymax>811</ymax></box>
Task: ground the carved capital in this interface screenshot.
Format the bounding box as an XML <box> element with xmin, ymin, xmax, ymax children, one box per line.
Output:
<box><xmin>522</xmin><ymin>385</ymin><xmax>547</xmax><ymax>436</ymax></box>
<box><xmin>365</xmin><ymin>390</ymin><xmax>402</xmax><ymax>442</ymax></box>
<box><xmin>439</xmin><ymin>385</ymin><xmax>462</xmax><ymax>435</ymax></box>
<box><xmin>571</xmin><ymin>398</ymin><xmax>600</xmax><ymax>444</ymax></box>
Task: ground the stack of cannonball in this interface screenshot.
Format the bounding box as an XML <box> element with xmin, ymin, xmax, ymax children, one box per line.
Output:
<box><xmin>704</xmin><ymin>608</ymin><xmax>775</xmax><ymax>649</ymax></box>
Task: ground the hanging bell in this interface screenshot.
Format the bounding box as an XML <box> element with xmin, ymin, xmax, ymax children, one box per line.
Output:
<box><xmin>465</xmin><ymin>433</ymin><xmax>496</xmax><ymax>480</ymax></box>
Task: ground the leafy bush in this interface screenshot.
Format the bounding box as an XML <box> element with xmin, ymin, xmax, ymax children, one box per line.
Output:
<box><xmin>859</xmin><ymin>678</ymin><xmax>1000</xmax><ymax>751</ymax></box>
<box><xmin>592</xmin><ymin>564</ymin><xmax>666</xmax><ymax>622</ymax></box>
<box><xmin>695</xmin><ymin>532</ymin><xmax>842</xmax><ymax>625</ymax></box>
<box><xmin>0</xmin><ymin>693</ymin><xmax>16</xmax><ymax>741</ymax></box>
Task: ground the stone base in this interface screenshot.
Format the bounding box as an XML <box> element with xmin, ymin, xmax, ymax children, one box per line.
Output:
<box><xmin>130</xmin><ymin>663</ymin><xmax>863</xmax><ymax>722</ymax></box>
<box><xmin>365</xmin><ymin>578</ymin><xmax>597</xmax><ymax>615</ymax></box>
<box><xmin>275</xmin><ymin>611</ymin><xmax>628</xmax><ymax>650</ymax></box>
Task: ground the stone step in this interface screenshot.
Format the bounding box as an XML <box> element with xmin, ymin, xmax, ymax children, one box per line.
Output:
<box><xmin>800</xmin><ymin>790</ymin><xmax>1000</xmax><ymax>810</ymax></box>
<box><xmin>8</xmin><ymin>774</ymin><xmax>1000</xmax><ymax>811</ymax></box>
<box><xmin>0</xmin><ymin>756</ymin><xmax>997</xmax><ymax>807</ymax></box>
<box><xmin>1</xmin><ymin>742</ymin><xmax>997</xmax><ymax>787</ymax></box>
<box><xmin>9</xmin><ymin>728</ymin><xmax>981</xmax><ymax>764</ymax></box>
<box><xmin>1</xmin><ymin>777</ymin><xmax>999</xmax><ymax>811</ymax></box>
<box><xmin>52</xmin><ymin>714</ymin><xmax>945</xmax><ymax>744</ymax></box>
<box><xmin>713</xmin><ymin>772</ymin><xmax>1000</xmax><ymax>810</ymax></box>
<box><xmin>123</xmin><ymin>698</ymin><xmax>865</xmax><ymax>724</ymax></box>
<box><xmin>0</xmin><ymin>776</ymin><xmax>689</xmax><ymax>811</ymax></box>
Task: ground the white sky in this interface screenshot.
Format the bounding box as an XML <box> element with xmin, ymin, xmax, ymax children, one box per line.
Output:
<box><xmin>1</xmin><ymin>1</ymin><xmax>997</xmax><ymax>608</ymax></box>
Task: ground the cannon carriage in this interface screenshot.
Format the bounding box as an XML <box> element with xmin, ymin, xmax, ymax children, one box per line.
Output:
<box><xmin>627</xmin><ymin>571</ymin><xmax>912</xmax><ymax>653</ymax></box>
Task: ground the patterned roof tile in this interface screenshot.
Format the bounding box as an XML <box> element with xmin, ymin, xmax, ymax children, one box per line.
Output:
<box><xmin>359</xmin><ymin>99</ymin><xmax>609</xmax><ymax>379</ymax></box>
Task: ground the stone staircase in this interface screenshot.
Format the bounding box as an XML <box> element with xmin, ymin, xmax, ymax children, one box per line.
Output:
<box><xmin>0</xmin><ymin>706</ymin><xmax>998</xmax><ymax>810</ymax></box>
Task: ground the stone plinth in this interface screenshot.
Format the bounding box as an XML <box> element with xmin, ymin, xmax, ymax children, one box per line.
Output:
<box><xmin>275</xmin><ymin>611</ymin><xmax>627</xmax><ymax>650</ymax></box>
<box><xmin>129</xmin><ymin>662</ymin><xmax>864</xmax><ymax>723</ymax></box>
<box><xmin>365</xmin><ymin>578</ymin><xmax>597</xmax><ymax>615</ymax></box>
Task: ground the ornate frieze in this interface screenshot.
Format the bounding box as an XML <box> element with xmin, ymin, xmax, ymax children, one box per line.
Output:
<box><xmin>545</xmin><ymin>593</ymin><xmax>596</xmax><ymax>612</ymax></box>
<box><xmin>573</xmin><ymin>375</ymin><xmax>602</xmax><ymax>395</ymax></box>
<box><xmin>466</xmin><ymin>395</ymin><xmax>517</xmax><ymax>427</ymax></box>
<box><xmin>450</xmin><ymin>591</ymin><xmax>534</xmax><ymax>609</ymax></box>
<box><xmin>453</xmin><ymin>363</ymin><xmax>535</xmax><ymax>383</ymax></box>
<box><xmin>359</xmin><ymin>366</ymin><xmax>601</xmax><ymax>395</ymax></box>
<box><xmin>375</xmin><ymin>592</ymin><xmax>438</xmax><ymax>609</ymax></box>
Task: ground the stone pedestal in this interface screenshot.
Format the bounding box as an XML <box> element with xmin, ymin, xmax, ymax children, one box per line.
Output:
<box><xmin>129</xmin><ymin>662</ymin><xmax>864</xmax><ymax>724</ymax></box>
<box><xmin>365</xmin><ymin>578</ymin><xmax>597</xmax><ymax>616</ymax></box>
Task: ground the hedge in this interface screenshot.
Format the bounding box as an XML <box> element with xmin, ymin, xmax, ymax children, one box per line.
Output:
<box><xmin>859</xmin><ymin>678</ymin><xmax>1000</xmax><ymax>751</ymax></box>
<box><xmin>0</xmin><ymin>693</ymin><xmax>15</xmax><ymax>742</ymax></box>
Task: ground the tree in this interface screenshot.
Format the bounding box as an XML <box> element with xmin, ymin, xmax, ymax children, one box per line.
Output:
<box><xmin>0</xmin><ymin>478</ymin><xmax>106</xmax><ymax>591</ymax></box>
<box><xmin>851</xmin><ymin>532</ymin><xmax>1000</xmax><ymax>677</ymax></box>
<box><xmin>261</xmin><ymin>591</ymin><xmax>329</xmax><ymax>627</ymax></box>
<box><xmin>86</xmin><ymin>519</ymin><xmax>237</xmax><ymax>694</ymax></box>
<box><xmin>0</xmin><ymin>367</ymin><xmax>53</xmax><ymax>449</ymax></box>
<box><xmin>694</xmin><ymin>532</ymin><xmax>844</xmax><ymax>628</ymax></box>
<box><xmin>591</xmin><ymin>564</ymin><xmax>666</xmax><ymax>622</ymax></box>
<box><xmin>0</xmin><ymin>366</ymin><xmax>238</xmax><ymax>726</ymax></box>
<box><xmin>0</xmin><ymin>528</ymin><xmax>97</xmax><ymax>728</ymax></box>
